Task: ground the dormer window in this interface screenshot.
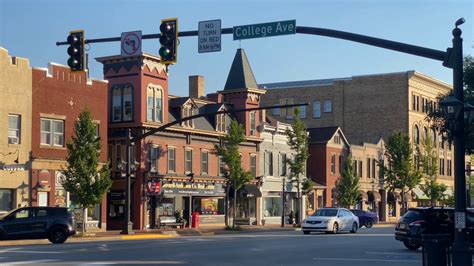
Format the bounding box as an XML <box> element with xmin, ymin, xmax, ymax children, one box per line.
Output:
<box><xmin>216</xmin><ymin>113</ymin><xmax>226</xmax><ymax>132</ymax></box>
<box><xmin>147</xmin><ymin>85</ymin><xmax>163</xmax><ymax>123</ymax></box>
<box><xmin>182</xmin><ymin>105</ymin><xmax>195</xmax><ymax>128</ymax></box>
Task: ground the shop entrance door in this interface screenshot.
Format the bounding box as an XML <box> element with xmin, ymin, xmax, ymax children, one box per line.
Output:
<box><xmin>149</xmin><ymin>196</ymin><xmax>157</xmax><ymax>228</ymax></box>
<box><xmin>183</xmin><ymin>196</ymin><xmax>190</xmax><ymax>227</ymax></box>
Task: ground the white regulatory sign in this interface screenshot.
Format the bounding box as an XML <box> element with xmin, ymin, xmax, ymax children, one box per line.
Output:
<box><xmin>455</xmin><ymin>211</ymin><xmax>466</xmax><ymax>229</ymax></box>
<box><xmin>198</xmin><ymin>20</ymin><xmax>221</xmax><ymax>53</ymax></box>
<box><xmin>121</xmin><ymin>31</ymin><xmax>142</xmax><ymax>57</ymax></box>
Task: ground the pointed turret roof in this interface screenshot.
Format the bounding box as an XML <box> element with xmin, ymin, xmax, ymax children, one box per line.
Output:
<box><xmin>223</xmin><ymin>49</ymin><xmax>258</xmax><ymax>91</ymax></box>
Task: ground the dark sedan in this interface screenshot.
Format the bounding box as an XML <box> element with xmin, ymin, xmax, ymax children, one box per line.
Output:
<box><xmin>350</xmin><ymin>209</ymin><xmax>379</xmax><ymax>228</ymax></box>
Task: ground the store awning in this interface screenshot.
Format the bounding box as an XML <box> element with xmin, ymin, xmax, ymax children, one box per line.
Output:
<box><xmin>412</xmin><ymin>187</ymin><xmax>429</xmax><ymax>200</ymax></box>
<box><xmin>367</xmin><ymin>191</ymin><xmax>381</xmax><ymax>202</ymax></box>
<box><xmin>359</xmin><ymin>191</ymin><xmax>368</xmax><ymax>201</ymax></box>
<box><xmin>242</xmin><ymin>184</ymin><xmax>262</xmax><ymax>197</ymax></box>
<box><xmin>387</xmin><ymin>191</ymin><xmax>399</xmax><ymax>202</ymax></box>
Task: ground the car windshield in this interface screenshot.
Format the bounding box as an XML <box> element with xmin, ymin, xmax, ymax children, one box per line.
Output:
<box><xmin>312</xmin><ymin>209</ymin><xmax>338</xmax><ymax>217</ymax></box>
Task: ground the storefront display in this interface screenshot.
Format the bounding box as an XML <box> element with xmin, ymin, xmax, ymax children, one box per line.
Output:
<box><xmin>159</xmin><ymin>198</ymin><xmax>175</xmax><ymax>216</ymax></box>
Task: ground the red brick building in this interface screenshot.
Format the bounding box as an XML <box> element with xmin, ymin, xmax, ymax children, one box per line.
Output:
<box><xmin>31</xmin><ymin>63</ymin><xmax>109</xmax><ymax>229</ymax></box>
<box><xmin>306</xmin><ymin>127</ymin><xmax>350</xmax><ymax>207</ymax></box>
<box><xmin>96</xmin><ymin>49</ymin><xmax>264</xmax><ymax>230</ymax></box>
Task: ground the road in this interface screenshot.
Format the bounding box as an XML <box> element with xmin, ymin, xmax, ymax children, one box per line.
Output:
<box><xmin>0</xmin><ymin>226</ymin><xmax>430</xmax><ymax>265</ymax></box>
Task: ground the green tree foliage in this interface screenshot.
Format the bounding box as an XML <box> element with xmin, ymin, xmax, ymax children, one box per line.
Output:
<box><xmin>214</xmin><ymin>119</ymin><xmax>252</xmax><ymax>228</ymax></box>
<box><xmin>384</xmin><ymin>132</ymin><xmax>422</xmax><ymax>214</ymax></box>
<box><xmin>285</xmin><ymin>108</ymin><xmax>309</xmax><ymax>224</ymax></box>
<box><xmin>427</xmin><ymin>55</ymin><xmax>474</xmax><ymax>154</ymax></box>
<box><xmin>61</xmin><ymin>109</ymin><xmax>112</xmax><ymax>233</ymax></box>
<box><xmin>335</xmin><ymin>154</ymin><xmax>360</xmax><ymax>208</ymax></box>
<box><xmin>418</xmin><ymin>134</ymin><xmax>446</xmax><ymax>206</ymax></box>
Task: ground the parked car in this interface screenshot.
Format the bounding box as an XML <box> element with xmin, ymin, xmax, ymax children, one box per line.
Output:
<box><xmin>302</xmin><ymin>208</ymin><xmax>359</xmax><ymax>234</ymax></box>
<box><xmin>394</xmin><ymin>207</ymin><xmax>474</xmax><ymax>250</ymax></box>
<box><xmin>350</xmin><ymin>209</ymin><xmax>379</xmax><ymax>228</ymax></box>
<box><xmin>0</xmin><ymin>207</ymin><xmax>76</xmax><ymax>244</ymax></box>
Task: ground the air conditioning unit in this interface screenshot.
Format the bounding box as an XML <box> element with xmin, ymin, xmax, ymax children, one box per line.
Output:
<box><xmin>8</xmin><ymin>137</ymin><xmax>19</xmax><ymax>144</ymax></box>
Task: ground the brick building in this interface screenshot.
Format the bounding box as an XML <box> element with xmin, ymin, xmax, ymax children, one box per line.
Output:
<box><xmin>31</xmin><ymin>63</ymin><xmax>109</xmax><ymax>230</ymax></box>
<box><xmin>0</xmin><ymin>47</ymin><xmax>32</xmax><ymax>214</ymax></box>
<box><xmin>96</xmin><ymin>49</ymin><xmax>265</xmax><ymax>230</ymax></box>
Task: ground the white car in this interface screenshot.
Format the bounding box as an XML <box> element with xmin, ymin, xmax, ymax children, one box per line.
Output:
<box><xmin>302</xmin><ymin>208</ymin><xmax>359</xmax><ymax>234</ymax></box>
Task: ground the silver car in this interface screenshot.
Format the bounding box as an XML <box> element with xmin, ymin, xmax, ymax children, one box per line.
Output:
<box><xmin>302</xmin><ymin>208</ymin><xmax>359</xmax><ymax>234</ymax></box>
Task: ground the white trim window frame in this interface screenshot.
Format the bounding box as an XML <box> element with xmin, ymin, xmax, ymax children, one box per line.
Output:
<box><xmin>313</xmin><ymin>101</ymin><xmax>321</xmax><ymax>118</ymax></box>
<box><xmin>8</xmin><ymin>114</ymin><xmax>21</xmax><ymax>144</ymax></box>
<box><xmin>40</xmin><ymin>118</ymin><xmax>64</xmax><ymax>147</ymax></box>
<box><xmin>201</xmin><ymin>150</ymin><xmax>209</xmax><ymax>175</ymax></box>
<box><xmin>168</xmin><ymin>147</ymin><xmax>176</xmax><ymax>173</ymax></box>
<box><xmin>185</xmin><ymin>149</ymin><xmax>193</xmax><ymax>174</ymax></box>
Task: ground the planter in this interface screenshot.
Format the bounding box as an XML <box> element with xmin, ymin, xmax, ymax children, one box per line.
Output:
<box><xmin>261</xmin><ymin>219</ymin><xmax>266</xmax><ymax>226</ymax></box>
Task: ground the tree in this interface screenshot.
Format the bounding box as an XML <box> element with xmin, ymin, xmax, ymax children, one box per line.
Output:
<box><xmin>384</xmin><ymin>132</ymin><xmax>422</xmax><ymax>215</ymax></box>
<box><xmin>285</xmin><ymin>108</ymin><xmax>309</xmax><ymax>225</ymax></box>
<box><xmin>61</xmin><ymin>109</ymin><xmax>112</xmax><ymax>234</ymax></box>
<box><xmin>418</xmin><ymin>133</ymin><xmax>447</xmax><ymax>206</ymax></box>
<box><xmin>335</xmin><ymin>154</ymin><xmax>360</xmax><ymax>208</ymax></box>
<box><xmin>427</xmin><ymin>55</ymin><xmax>474</xmax><ymax>154</ymax></box>
<box><xmin>214</xmin><ymin>119</ymin><xmax>253</xmax><ymax>228</ymax></box>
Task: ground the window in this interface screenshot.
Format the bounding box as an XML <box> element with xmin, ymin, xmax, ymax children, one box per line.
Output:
<box><xmin>264</xmin><ymin>197</ymin><xmax>282</xmax><ymax>217</ymax></box>
<box><xmin>312</xmin><ymin>101</ymin><xmax>321</xmax><ymax>118</ymax></box>
<box><xmin>279</xmin><ymin>154</ymin><xmax>287</xmax><ymax>176</ymax></box>
<box><xmin>111</xmin><ymin>84</ymin><xmax>133</xmax><ymax>122</ymax></box>
<box><xmin>339</xmin><ymin>155</ymin><xmax>343</xmax><ymax>174</ymax></box>
<box><xmin>201</xmin><ymin>151</ymin><xmax>208</xmax><ymax>175</ymax></box>
<box><xmin>150</xmin><ymin>145</ymin><xmax>159</xmax><ymax>172</ymax></box>
<box><xmin>182</xmin><ymin>106</ymin><xmax>195</xmax><ymax>127</ymax></box>
<box><xmin>298</xmin><ymin>106</ymin><xmax>306</xmax><ymax>119</ymax></box>
<box><xmin>279</xmin><ymin>98</ymin><xmax>294</xmax><ymax>118</ymax></box>
<box><xmin>249</xmin><ymin>111</ymin><xmax>256</xmax><ymax>135</ymax></box>
<box><xmin>216</xmin><ymin>114</ymin><xmax>226</xmax><ymax>132</ymax></box>
<box><xmin>185</xmin><ymin>149</ymin><xmax>193</xmax><ymax>174</ymax></box>
<box><xmin>372</xmin><ymin>159</ymin><xmax>376</xmax><ymax>178</ymax></box>
<box><xmin>353</xmin><ymin>160</ymin><xmax>358</xmax><ymax>176</ymax></box>
<box><xmin>323</xmin><ymin>101</ymin><xmax>332</xmax><ymax>113</ymax></box>
<box><xmin>412</xmin><ymin>94</ymin><xmax>416</xmax><ymax>111</ymax></box>
<box><xmin>265</xmin><ymin>152</ymin><xmax>273</xmax><ymax>176</ymax></box>
<box><xmin>431</xmin><ymin>129</ymin><xmax>437</xmax><ymax>147</ymax></box>
<box><xmin>250</xmin><ymin>155</ymin><xmax>257</xmax><ymax>177</ymax></box>
<box><xmin>334</xmin><ymin>135</ymin><xmax>341</xmax><ymax>144</ymax></box>
<box><xmin>331</xmin><ymin>154</ymin><xmax>336</xmax><ymax>174</ymax></box>
<box><xmin>358</xmin><ymin>161</ymin><xmax>363</xmax><ymax>177</ymax></box>
<box><xmin>413</xmin><ymin>125</ymin><xmax>419</xmax><ymax>144</ymax></box>
<box><xmin>447</xmin><ymin>160</ymin><xmax>452</xmax><ymax>176</ymax></box>
<box><xmin>0</xmin><ymin>189</ymin><xmax>13</xmax><ymax>212</ymax></box>
<box><xmin>440</xmin><ymin>159</ymin><xmax>445</xmax><ymax>175</ymax></box>
<box><xmin>14</xmin><ymin>208</ymin><xmax>30</xmax><ymax>219</ymax></box>
<box><xmin>40</xmin><ymin>118</ymin><xmax>64</xmax><ymax>147</ymax></box>
<box><xmin>367</xmin><ymin>158</ymin><xmax>371</xmax><ymax>178</ymax></box>
<box><xmin>273</xmin><ymin>105</ymin><xmax>280</xmax><ymax>116</ymax></box>
<box><xmin>8</xmin><ymin>114</ymin><xmax>21</xmax><ymax>144</ymax></box>
<box><xmin>218</xmin><ymin>156</ymin><xmax>226</xmax><ymax>176</ymax></box>
<box><xmin>115</xmin><ymin>144</ymin><xmax>122</xmax><ymax>171</ymax></box>
<box><xmin>168</xmin><ymin>147</ymin><xmax>176</xmax><ymax>172</ymax></box>
<box><xmin>147</xmin><ymin>86</ymin><xmax>163</xmax><ymax>123</ymax></box>
<box><xmin>423</xmin><ymin>127</ymin><xmax>428</xmax><ymax>143</ymax></box>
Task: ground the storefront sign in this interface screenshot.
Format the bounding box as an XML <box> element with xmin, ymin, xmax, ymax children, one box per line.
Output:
<box><xmin>162</xmin><ymin>182</ymin><xmax>225</xmax><ymax>196</ymax></box>
<box><xmin>147</xmin><ymin>181</ymin><xmax>161</xmax><ymax>194</ymax></box>
<box><xmin>1</xmin><ymin>164</ymin><xmax>25</xmax><ymax>171</ymax></box>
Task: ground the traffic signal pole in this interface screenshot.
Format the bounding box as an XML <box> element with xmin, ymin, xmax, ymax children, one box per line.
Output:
<box><xmin>57</xmin><ymin>21</ymin><xmax>469</xmax><ymax>264</ymax></box>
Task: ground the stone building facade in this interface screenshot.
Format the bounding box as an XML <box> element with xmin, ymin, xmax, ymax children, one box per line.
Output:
<box><xmin>0</xmin><ymin>47</ymin><xmax>32</xmax><ymax>214</ymax></box>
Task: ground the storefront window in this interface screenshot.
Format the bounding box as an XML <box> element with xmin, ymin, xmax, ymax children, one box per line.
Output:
<box><xmin>107</xmin><ymin>191</ymin><xmax>125</xmax><ymax>220</ymax></box>
<box><xmin>159</xmin><ymin>198</ymin><xmax>175</xmax><ymax>216</ymax></box>
<box><xmin>193</xmin><ymin>197</ymin><xmax>224</xmax><ymax>215</ymax></box>
<box><xmin>0</xmin><ymin>189</ymin><xmax>13</xmax><ymax>212</ymax></box>
<box><xmin>264</xmin><ymin>197</ymin><xmax>282</xmax><ymax>217</ymax></box>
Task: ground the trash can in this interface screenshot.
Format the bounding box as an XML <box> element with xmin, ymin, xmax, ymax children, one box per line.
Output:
<box><xmin>191</xmin><ymin>211</ymin><xmax>199</xmax><ymax>228</ymax></box>
<box><xmin>421</xmin><ymin>234</ymin><xmax>452</xmax><ymax>266</ymax></box>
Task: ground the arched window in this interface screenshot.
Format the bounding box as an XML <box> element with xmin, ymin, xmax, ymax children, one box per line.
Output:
<box><xmin>431</xmin><ymin>129</ymin><xmax>436</xmax><ymax>147</ymax></box>
<box><xmin>110</xmin><ymin>84</ymin><xmax>133</xmax><ymax>122</ymax></box>
<box><xmin>147</xmin><ymin>85</ymin><xmax>163</xmax><ymax>123</ymax></box>
<box><xmin>423</xmin><ymin>127</ymin><xmax>428</xmax><ymax>143</ymax></box>
<box><xmin>414</xmin><ymin>125</ymin><xmax>419</xmax><ymax>144</ymax></box>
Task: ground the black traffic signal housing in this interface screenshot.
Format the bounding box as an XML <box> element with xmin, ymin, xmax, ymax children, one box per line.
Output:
<box><xmin>67</xmin><ymin>30</ymin><xmax>85</xmax><ymax>71</ymax></box>
<box><xmin>159</xmin><ymin>18</ymin><xmax>178</xmax><ymax>64</ymax></box>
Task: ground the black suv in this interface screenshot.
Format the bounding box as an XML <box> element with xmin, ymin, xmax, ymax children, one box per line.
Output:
<box><xmin>0</xmin><ymin>207</ymin><xmax>76</xmax><ymax>244</ymax></box>
<box><xmin>394</xmin><ymin>207</ymin><xmax>474</xmax><ymax>250</ymax></box>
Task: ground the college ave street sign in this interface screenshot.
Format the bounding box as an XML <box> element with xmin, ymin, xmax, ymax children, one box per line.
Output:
<box><xmin>233</xmin><ymin>20</ymin><xmax>296</xmax><ymax>40</ymax></box>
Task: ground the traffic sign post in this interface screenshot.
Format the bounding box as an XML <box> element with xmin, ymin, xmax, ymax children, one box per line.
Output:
<box><xmin>121</xmin><ymin>31</ymin><xmax>142</xmax><ymax>57</ymax></box>
<box><xmin>198</xmin><ymin>19</ymin><xmax>221</xmax><ymax>53</ymax></box>
<box><xmin>233</xmin><ymin>20</ymin><xmax>296</xmax><ymax>40</ymax></box>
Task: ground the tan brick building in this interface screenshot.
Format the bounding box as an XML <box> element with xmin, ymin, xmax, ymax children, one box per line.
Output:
<box><xmin>0</xmin><ymin>47</ymin><xmax>32</xmax><ymax>214</ymax></box>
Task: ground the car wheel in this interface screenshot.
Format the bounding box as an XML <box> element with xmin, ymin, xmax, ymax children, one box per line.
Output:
<box><xmin>350</xmin><ymin>222</ymin><xmax>358</xmax><ymax>233</ymax></box>
<box><xmin>365</xmin><ymin>219</ymin><xmax>374</xmax><ymax>228</ymax></box>
<box><xmin>403</xmin><ymin>240</ymin><xmax>421</xmax><ymax>250</ymax></box>
<box><xmin>332</xmin><ymin>222</ymin><xmax>339</xmax><ymax>234</ymax></box>
<box><xmin>48</xmin><ymin>226</ymin><xmax>69</xmax><ymax>244</ymax></box>
<box><xmin>303</xmin><ymin>231</ymin><xmax>310</xmax><ymax>235</ymax></box>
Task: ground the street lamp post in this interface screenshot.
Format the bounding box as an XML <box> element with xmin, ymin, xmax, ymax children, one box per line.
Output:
<box><xmin>281</xmin><ymin>177</ymin><xmax>286</xmax><ymax>227</ymax></box>
<box><xmin>121</xmin><ymin>128</ymin><xmax>134</xmax><ymax>235</ymax></box>
<box><xmin>379</xmin><ymin>151</ymin><xmax>386</xmax><ymax>222</ymax></box>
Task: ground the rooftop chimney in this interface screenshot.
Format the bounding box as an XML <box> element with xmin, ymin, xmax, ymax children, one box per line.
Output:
<box><xmin>189</xmin><ymin>75</ymin><xmax>205</xmax><ymax>99</ymax></box>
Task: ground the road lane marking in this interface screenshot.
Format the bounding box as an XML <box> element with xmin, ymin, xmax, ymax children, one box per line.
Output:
<box><xmin>366</xmin><ymin>251</ymin><xmax>420</xmax><ymax>255</ymax></box>
<box><xmin>313</xmin><ymin>257</ymin><xmax>420</xmax><ymax>263</ymax></box>
<box><xmin>3</xmin><ymin>259</ymin><xmax>58</xmax><ymax>264</ymax></box>
<box><xmin>0</xmin><ymin>250</ymin><xmax>63</xmax><ymax>254</ymax></box>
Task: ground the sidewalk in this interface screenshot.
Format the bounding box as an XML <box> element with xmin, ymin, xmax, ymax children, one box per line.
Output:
<box><xmin>0</xmin><ymin>224</ymin><xmax>297</xmax><ymax>246</ymax></box>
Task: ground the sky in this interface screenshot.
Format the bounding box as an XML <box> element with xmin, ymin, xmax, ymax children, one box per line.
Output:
<box><xmin>1</xmin><ymin>0</ymin><xmax>473</xmax><ymax>97</ymax></box>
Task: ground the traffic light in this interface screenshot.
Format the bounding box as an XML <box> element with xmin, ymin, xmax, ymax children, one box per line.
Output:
<box><xmin>67</xmin><ymin>30</ymin><xmax>85</xmax><ymax>71</ymax></box>
<box><xmin>159</xmin><ymin>18</ymin><xmax>178</xmax><ymax>64</ymax></box>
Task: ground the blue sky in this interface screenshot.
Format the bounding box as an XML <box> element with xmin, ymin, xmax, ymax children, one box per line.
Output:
<box><xmin>1</xmin><ymin>0</ymin><xmax>472</xmax><ymax>96</ymax></box>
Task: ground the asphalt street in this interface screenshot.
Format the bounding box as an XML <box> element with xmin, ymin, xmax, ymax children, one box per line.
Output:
<box><xmin>0</xmin><ymin>226</ymin><xmax>456</xmax><ymax>265</ymax></box>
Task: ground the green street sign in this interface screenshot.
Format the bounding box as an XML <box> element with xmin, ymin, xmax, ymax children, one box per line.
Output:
<box><xmin>233</xmin><ymin>20</ymin><xmax>296</xmax><ymax>40</ymax></box>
